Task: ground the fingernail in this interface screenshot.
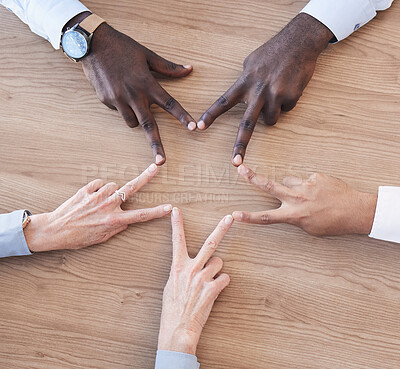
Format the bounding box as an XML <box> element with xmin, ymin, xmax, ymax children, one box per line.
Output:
<box><xmin>225</xmin><ymin>214</ymin><xmax>234</xmax><ymax>225</ymax></box>
<box><xmin>155</xmin><ymin>155</ymin><xmax>164</xmax><ymax>165</ymax></box>
<box><xmin>148</xmin><ymin>163</ymin><xmax>157</xmax><ymax>172</ymax></box>
<box><xmin>188</xmin><ymin>122</ymin><xmax>196</xmax><ymax>131</ymax></box>
<box><xmin>233</xmin><ymin>155</ymin><xmax>243</xmax><ymax>166</ymax></box>
<box><xmin>197</xmin><ymin>120</ymin><xmax>206</xmax><ymax>130</ymax></box>
<box><xmin>232</xmin><ymin>211</ymin><xmax>243</xmax><ymax>221</ymax></box>
<box><xmin>163</xmin><ymin>204</ymin><xmax>172</xmax><ymax>212</ymax></box>
<box><xmin>238</xmin><ymin>164</ymin><xmax>248</xmax><ymax>175</ymax></box>
<box><xmin>183</xmin><ymin>65</ymin><xmax>192</xmax><ymax>69</ymax></box>
<box><xmin>172</xmin><ymin>207</ymin><xmax>180</xmax><ymax>217</ymax></box>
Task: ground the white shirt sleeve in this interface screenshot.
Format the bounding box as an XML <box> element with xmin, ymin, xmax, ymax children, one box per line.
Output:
<box><xmin>300</xmin><ymin>0</ymin><xmax>394</xmax><ymax>42</ymax></box>
<box><xmin>0</xmin><ymin>0</ymin><xmax>90</xmax><ymax>49</ymax></box>
<box><xmin>369</xmin><ymin>186</ymin><xmax>400</xmax><ymax>244</ymax></box>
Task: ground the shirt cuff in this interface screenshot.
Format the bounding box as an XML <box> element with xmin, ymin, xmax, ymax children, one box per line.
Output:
<box><xmin>300</xmin><ymin>0</ymin><xmax>377</xmax><ymax>42</ymax></box>
<box><xmin>29</xmin><ymin>0</ymin><xmax>90</xmax><ymax>49</ymax></box>
<box><xmin>369</xmin><ymin>186</ymin><xmax>400</xmax><ymax>244</ymax></box>
<box><xmin>155</xmin><ymin>350</ymin><xmax>200</xmax><ymax>369</ymax></box>
<box><xmin>0</xmin><ymin>210</ymin><xmax>32</xmax><ymax>258</ymax></box>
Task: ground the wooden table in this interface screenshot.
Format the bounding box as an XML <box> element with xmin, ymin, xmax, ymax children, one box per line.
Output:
<box><xmin>1</xmin><ymin>1</ymin><xmax>400</xmax><ymax>368</ymax></box>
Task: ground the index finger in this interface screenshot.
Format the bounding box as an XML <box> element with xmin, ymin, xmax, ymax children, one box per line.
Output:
<box><xmin>198</xmin><ymin>81</ymin><xmax>242</xmax><ymax>130</ymax></box>
<box><xmin>118</xmin><ymin>163</ymin><xmax>159</xmax><ymax>200</ymax></box>
<box><xmin>171</xmin><ymin>207</ymin><xmax>189</xmax><ymax>264</ymax></box>
<box><xmin>152</xmin><ymin>84</ymin><xmax>197</xmax><ymax>131</ymax></box>
<box><xmin>238</xmin><ymin>164</ymin><xmax>295</xmax><ymax>201</ymax></box>
<box><xmin>195</xmin><ymin>215</ymin><xmax>234</xmax><ymax>269</ymax></box>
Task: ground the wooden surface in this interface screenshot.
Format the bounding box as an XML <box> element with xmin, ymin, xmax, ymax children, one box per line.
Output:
<box><xmin>1</xmin><ymin>1</ymin><xmax>400</xmax><ymax>368</ymax></box>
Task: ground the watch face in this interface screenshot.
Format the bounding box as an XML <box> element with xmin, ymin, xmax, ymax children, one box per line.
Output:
<box><xmin>62</xmin><ymin>30</ymin><xmax>88</xmax><ymax>59</ymax></box>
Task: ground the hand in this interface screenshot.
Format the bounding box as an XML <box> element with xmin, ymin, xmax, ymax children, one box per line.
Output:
<box><xmin>81</xmin><ymin>23</ymin><xmax>196</xmax><ymax>165</ymax></box>
<box><xmin>198</xmin><ymin>14</ymin><xmax>333</xmax><ymax>166</ymax></box>
<box><xmin>158</xmin><ymin>208</ymin><xmax>233</xmax><ymax>355</ymax></box>
<box><xmin>24</xmin><ymin>163</ymin><xmax>172</xmax><ymax>252</ymax></box>
<box><xmin>232</xmin><ymin>165</ymin><xmax>377</xmax><ymax>237</ymax></box>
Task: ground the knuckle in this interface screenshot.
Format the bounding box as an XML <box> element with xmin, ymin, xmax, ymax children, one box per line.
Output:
<box><xmin>150</xmin><ymin>141</ymin><xmax>162</xmax><ymax>150</ymax></box>
<box><xmin>141</xmin><ymin>119</ymin><xmax>156</xmax><ymax>132</ymax></box>
<box><xmin>205</xmin><ymin>239</ymin><xmax>218</xmax><ymax>250</ymax></box>
<box><xmin>127</xmin><ymin>182</ymin><xmax>137</xmax><ymax>193</ymax></box>
<box><xmin>214</xmin><ymin>257</ymin><xmax>224</xmax><ymax>268</ymax></box>
<box><xmin>308</xmin><ymin>173</ymin><xmax>319</xmax><ymax>184</ymax></box>
<box><xmin>239</xmin><ymin>119</ymin><xmax>256</xmax><ymax>132</ymax></box>
<box><xmin>238</xmin><ymin>73</ymin><xmax>250</xmax><ymax>85</ymax></box>
<box><xmin>172</xmin><ymin>232</ymin><xmax>185</xmax><ymax>244</ymax></box>
<box><xmin>95</xmin><ymin>179</ymin><xmax>105</xmax><ymax>187</ymax></box>
<box><xmin>105</xmin><ymin>215</ymin><xmax>121</xmax><ymax>228</ymax></box>
<box><xmin>166</xmin><ymin>61</ymin><xmax>178</xmax><ymax>71</ymax></box>
<box><xmin>217</xmin><ymin>95</ymin><xmax>229</xmax><ymax>106</ymax></box>
<box><xmin>255</xmin><ymin>81</ymin><xmax>266</xmax><ymax>95</ymax></box>
<box><xmin>109</xmin><ymin>182</ymin><xmax>118</xmax><ymax>190</ymax></box>
<box><xmin>121</xmin><ymin>114</ymin><xmax>137</xmax><ymax>127</ymax></box>
<box><xmin>137</xmin><ymin>210</ymin><xmax>149</xmax><ymax>221</ymax></box>
<box><xmin>243</xmin><ymin>54</ymin><xmax>254</xmax><ymax>68</ymax></box>
<box><xmin>265</xmin><ymin>115</ymin><xmax>279</xmax><ymax>126</ymax></box>
<box><xmin>234</xmin><ymin>142</ymin><xmax>247</xmax><ymax>152</ymax></box>
<box><xmin>172</xmin><ymin>262</ymin><xmax>185</xmax><ymax>275</ymax></box>
<box><xmin>286</xmin><ymin>98</ymin><xmax>298</xmax><ymax>108</ymax></box>
<box><xmin>292</xmin><ymin>194</ymin><xmax>306</xmax><ymax>203</ymax></box>
<box><xmin>260</xmin><ymin>213</ymin><xmax>271</xmax><ymax>224</ymax></box>
<box><xmin>205</xmin><ymin>283</ymin><xmax>218</xmax><ymax>298</ymax></box>
<box><xmin>79</xmin><ymin>186</ymin><xmax>90</xmax><ymax>195</ymax></box>
<box><xmin>262</xmin><ymin>180</ymin><xmax>274</xmax><ymax>193</ymax></box>
<box><xmin>246</xmin><ymin>171</ymin><xmax>256</xmax><ymax>181</ymax></box>
<box><xmin>163</xmin><ymin>97</ymin><xmax>177</xmax><ymax>111</ymax></box>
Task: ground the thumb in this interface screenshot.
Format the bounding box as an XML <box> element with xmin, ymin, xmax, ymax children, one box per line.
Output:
<box><xmin>147</xmin><ymin>51</ymin><xmax>192</xmax><ymax>78</ymax></box>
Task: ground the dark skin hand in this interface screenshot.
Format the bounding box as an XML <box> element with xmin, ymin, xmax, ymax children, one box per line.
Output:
<box><xmin>65</xmin><ymin>13</ymin><xmax>196</xmax><ymax>165</ymax></box>
<box><xmin>198</xmin><ymin>13</ymin><xmax>334</xmax><ymax>166</ymax></box>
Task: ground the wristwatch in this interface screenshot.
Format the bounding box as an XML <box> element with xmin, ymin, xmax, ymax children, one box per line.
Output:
<box><xmin>61</xmin><ymin>14</ymin><xmax>106</xmax><ymax>62</ymax></box>
<box><xmin>22</xmin><ymin>210</ymin><xmax>32</xmax><ymax>229</ymax></box>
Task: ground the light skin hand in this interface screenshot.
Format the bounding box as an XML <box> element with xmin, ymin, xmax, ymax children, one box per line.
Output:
<box><xmin>233</xmin><ymin>165</ymin><xmax>378</xmax><ymax>237</ymax></box>
<box><xmin>198</xmin><ymin>13</ymin><xmax>333</xmax><ymax>166</ymax></box>
<box><xmin>24</xmin><ymin>164</ymin><xmax>172</xmax><ymax>252</ymax></box>
<box><xmin>76</xmin><ymin>19</ymin><xmax>196</xmax><ymax>165</ymax></box>
<box><xmin>158</xmin><ymin>208</ymin><xmax>233</xmax><ymax>355</ymax></box>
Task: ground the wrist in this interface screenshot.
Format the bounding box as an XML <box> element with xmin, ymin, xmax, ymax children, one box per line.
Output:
<box><xmin>158</xmin><ymin>330</ymin><xmax>198</xmax><ymax>356</ymax></box>
<box><xmin>350</xmin><ymin>192</ymin><xmax>378</xmax><ymax>235</ymax></box>
<box><xmin>80</xmin><ymin>22</ymin><xmax>110</xmax><ymax>66</ymax></box>
<box><xmin>359</xmin><ymin>192</ymin><xmax>378</xmax><ymax>234</ymax></box>
<box><xmin>63</xmin><ymin>11</ymin><xmax>92</xmax><ymax>32</ymax></box>
<box><xmin>24</xmin><ymin>212</ymin><xmax>57</xmax><ymax>253</ymax></box>
<box><xmin>285</xmin><ymin>13</ymin><xmax>333</xmax><ymax>56</ymax></box>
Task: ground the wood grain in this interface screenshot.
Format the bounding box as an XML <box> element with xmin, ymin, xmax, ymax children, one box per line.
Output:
<box><xmin>1</xmin><ymin>1</ymin><xmax>400</xmax><ymax>368</ymax></box>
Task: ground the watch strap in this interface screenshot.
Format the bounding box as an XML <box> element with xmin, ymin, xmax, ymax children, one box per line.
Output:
<box><xmin>79</xmin><ymin>14</ymin><xmax>106</xmax><ymax>35</ymax></box>
<box><xmin>22</xmin><ymin>210</ymin><xmax>32</xmax><ymax>229</ymax></box>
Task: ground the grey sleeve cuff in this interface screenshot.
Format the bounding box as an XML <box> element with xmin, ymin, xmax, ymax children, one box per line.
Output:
<box><xmin>155</xmin><ymin>350</ymin><xmax>200</xmax><ymax>369</ymax></box>
<box><xmin>0</xmin><ymin>210</ymin><xmax>32</xmax><ymax>258</ymax></box>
